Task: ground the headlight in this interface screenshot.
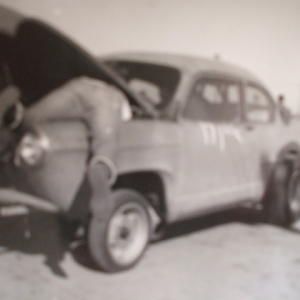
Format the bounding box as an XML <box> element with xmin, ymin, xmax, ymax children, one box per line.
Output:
<box><xmin>15</xmin><ymin>133</ymin><xmax>48</xmax><ymax>167</ymax></box>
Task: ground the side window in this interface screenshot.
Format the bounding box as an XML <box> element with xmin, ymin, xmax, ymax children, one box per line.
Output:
<box><xmin>182</xmin><ymin>78</ymin><xmax>241</xmax><ymax>123</ymax></box>
<box><xmin>227</xmin><ymin>83</ymin><xmax>240</xmax><ymax>104</ymax></box>
<box><xmin>201</xmin><ymin>83</ymin><xmax>222</xmax><ymax>104</ymax></box>
<box><xmin>244</xmin><ymin>84</ymin><xmax>273</xmax><ymax>123</ymax></box>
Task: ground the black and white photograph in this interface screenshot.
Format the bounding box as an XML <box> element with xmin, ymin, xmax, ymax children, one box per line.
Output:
<box><xmin>0</xmin><ymin>0</ymin><xmax>300</xmax><ymax>299</ymax></box>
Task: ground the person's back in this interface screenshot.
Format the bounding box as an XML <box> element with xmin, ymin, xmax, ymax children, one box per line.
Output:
<box><xmin>25</xmin><ymin>76</ymin><xmax>132</xmax><ymax>221</ymax></box>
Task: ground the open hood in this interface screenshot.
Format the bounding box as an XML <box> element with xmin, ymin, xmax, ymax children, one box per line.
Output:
<box><xmin>0</xmin><ymin>5</ymin><xmax>157</xmax><ymax>115</ymax></box>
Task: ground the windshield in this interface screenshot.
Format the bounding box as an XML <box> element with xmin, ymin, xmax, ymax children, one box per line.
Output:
<box><xmin>104</xmin><ymin>60</ymin><xmax>180</xmax><ymax>110</ymax></box>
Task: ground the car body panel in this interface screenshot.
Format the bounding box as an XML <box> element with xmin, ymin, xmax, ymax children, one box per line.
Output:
<box><xmin>104</xmin><ymin>52</ymin><xmax>300</xmax><ymax>223</ymax></box>
<box><xmin>15</xmin><ymin>121</ymin><xmax>89</xmax><ymax>211</ymax></box>
<box><xmin>103</xmin><ymin>52</ymin><xmax>262</xmax><ymax>83</ymax></box>
<box><xmin>0</xmin><ymin>5</ymin><xmax>154</xmax><ymax>212</ymax></box>
<box><xmin>1</xmin><ymin>6</ymin><xmax>299</xmax><ymax>227</ymax></box>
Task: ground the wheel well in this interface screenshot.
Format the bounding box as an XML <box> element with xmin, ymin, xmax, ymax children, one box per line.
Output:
<box><xmin>112</xmin><ymin>171</ymin><xmax>166</xmax><ymax>220</ymax></box>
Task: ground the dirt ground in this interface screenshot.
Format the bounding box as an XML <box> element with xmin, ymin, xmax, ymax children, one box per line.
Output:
<box><xmin>1</xmin><ymin>207</ymin><xmax>300</xmax><ymax>300</ymax></box>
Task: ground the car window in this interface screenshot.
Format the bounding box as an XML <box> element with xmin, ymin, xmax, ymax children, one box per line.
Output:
<box><xmin>128</xmin><ymin>78</ymin><xmax>161</xmax><ymax>106</ymax></box>
<box><xmin>201</xmin><ymin>83</ymin><xmax>222</xmax><ymax>104</ymax></box>
<box><xmin>227</xmin><ymin>83</ymin><xmax>240</xmax><ymax>104</ymax></box>
<box><xmin>244</xmin><ymin>84</ymin><xmax>273</xmax><ymax>123</ymax></box>
<box><xmin>183</xmin><ymin>78</ymin><xmax>241</xmax><ymax>123</ymax></box>
<box><xmin>105</xmin><ymin>60</ymin><xmax>180</xmax><ymax>110</ymax></box>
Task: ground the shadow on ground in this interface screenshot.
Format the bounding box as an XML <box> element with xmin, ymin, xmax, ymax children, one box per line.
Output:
<box><xmin>0</xmin><ymin>212</ymin><xmax>69</xmax><ymax>277</ymax></box>
<box><xmin>0</xmin><ymin>205</ymin><xmax>296</xmax><ymax>274</ymax></box>
<box><xmin>71</xmin><ymin>206</ymin><xmax>267</xmax><ymax>271</ymax></box>
<box><xmin>163</xmin><ymin>206</ymin><xmax>263</xmax><ymax>241</ymax></box>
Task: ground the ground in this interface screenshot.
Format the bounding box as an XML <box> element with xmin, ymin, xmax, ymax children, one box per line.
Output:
<box><xmin>1</xmin><ymin>207</ymin><xmax>300</xmax><ymax>300</ymax></box>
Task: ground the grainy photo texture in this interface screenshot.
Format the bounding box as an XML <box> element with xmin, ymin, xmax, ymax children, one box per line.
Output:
<box><xmin>0</xmin><ymin>1</ymin><xmax>300</xmax><ymax>299</ymax></box>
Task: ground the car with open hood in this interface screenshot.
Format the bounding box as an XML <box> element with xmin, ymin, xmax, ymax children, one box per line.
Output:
<box><xmin>1</xmin><ymin>5</ymin><xmax>300</xmax><ymax>273</ymax></box>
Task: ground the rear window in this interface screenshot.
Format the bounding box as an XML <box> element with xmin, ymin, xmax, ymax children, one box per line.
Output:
<box><xmin>105</xmin><ymin>60</ymin><xmax>180</xmax><ymax>110</ymax></box>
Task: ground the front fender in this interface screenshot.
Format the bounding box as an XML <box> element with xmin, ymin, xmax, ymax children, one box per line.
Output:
<box><xmin>12</xmin><ymin>120</ymin><xmax>89</xmax><ymax>212</ymax></box>
<box><xmin>116</xmin><ymin>120</ymin><xmax>181</xmax><ymax>207</ymax></box>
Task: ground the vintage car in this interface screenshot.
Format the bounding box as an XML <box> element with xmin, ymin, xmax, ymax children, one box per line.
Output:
<box><xmin>1</xmin><ymin>5</ymin><xmax>300</xmax><ymax>273</ymax></box>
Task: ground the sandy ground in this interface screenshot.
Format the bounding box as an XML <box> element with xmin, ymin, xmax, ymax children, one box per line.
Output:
<box><xmin>1</xmin><ymin>207</ymin><xmax>300</xmax><ymax>300</ymax></box>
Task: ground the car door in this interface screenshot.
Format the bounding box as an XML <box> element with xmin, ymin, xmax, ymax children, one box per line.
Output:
<box><xmin>177</xmin><ymin>76</ymin><xmax>247</xmax><ymax>216</ymax></box>
<box><xmin>234</xmin><ymin>82</ymin><xmax>278</xmax><ymax>200</ymax></box>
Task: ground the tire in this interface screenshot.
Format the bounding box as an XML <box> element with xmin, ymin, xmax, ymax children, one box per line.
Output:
<box><xmin>287</xmin><ymin>169</ymin><xmax>300</xmax><ymax>223</ymax></box>
<box><xmin>150</xmin><ymin>222</ymin><xmax>166</xmax><ymax>242</ymax></box>
<box><xmin>264</xmin><ymin>162</ymin><xmax>300</xmax><ymax>226</ymax></box>
<box><xmin>88</xmin><ymin>189</ymin><xmax>150</xmax><ymax>272</ymax></box>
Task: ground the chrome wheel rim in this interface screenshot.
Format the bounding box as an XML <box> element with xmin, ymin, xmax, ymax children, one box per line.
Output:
<box><xmin>107</xmin><ymin>202</ymin><xmax>149</xmax><ymax>266</ymax></box>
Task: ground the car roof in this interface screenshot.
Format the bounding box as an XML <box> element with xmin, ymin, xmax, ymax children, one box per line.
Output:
<box><xmin>103</xmin><ymin>52</ymin><xmax>263</xmax><ymax>84</ymax></box>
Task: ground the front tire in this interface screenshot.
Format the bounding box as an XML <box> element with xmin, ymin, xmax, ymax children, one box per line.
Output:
<box><xmin>88</xmin><ymin>189</ymin><xmax>150</xmax><ymax>272</ymax></box>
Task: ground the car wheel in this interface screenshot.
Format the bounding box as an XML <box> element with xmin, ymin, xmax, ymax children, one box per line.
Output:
<box><xmin>88</xmin><ymin>189</ymin><xmax>150</xmax><ymax>272</ymax></box>
<box><xmin>287</xmin><ymin>169</ymin><xmax>300</xmax><ymax>223</ymax></box>
<box><xmin>264</xmin><ymin>162</ymin><xmax>300</xmax><ymax>226</ymax></box>
<box><xmin>150</xmin><ymin>222</ymin><xmax>166</xmax><ymax>242</ymax></box>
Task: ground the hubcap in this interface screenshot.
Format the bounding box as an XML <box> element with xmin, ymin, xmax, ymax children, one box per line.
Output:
<box><xmin>107</xmin><ymin>202</ymin><xmax>149</xmax><ymax>266</ymax></box>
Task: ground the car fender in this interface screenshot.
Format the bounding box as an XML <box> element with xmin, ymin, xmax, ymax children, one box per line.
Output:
<box><xmin>116</xmin><ymin>120</ymin><xmax>181</xmax><ymax>213</ymax></box>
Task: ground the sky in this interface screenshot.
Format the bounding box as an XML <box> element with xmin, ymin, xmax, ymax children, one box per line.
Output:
<box><xmin>0</xmin><ymin>0</ymin><xmax>300</xmax><ymax>111</ymax></box>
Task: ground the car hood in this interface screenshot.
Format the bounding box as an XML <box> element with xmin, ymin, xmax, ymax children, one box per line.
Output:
<box><xmin>0</xmin><ymin>5</ymin><xmax>157</xmax><ymax>114</ymax></box>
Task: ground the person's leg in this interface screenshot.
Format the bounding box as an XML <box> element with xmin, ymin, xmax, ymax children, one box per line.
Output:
<box><xmin>87</xmin><ymin>161</ymin><xmax>113</xmax><ymax>221</ymax></box>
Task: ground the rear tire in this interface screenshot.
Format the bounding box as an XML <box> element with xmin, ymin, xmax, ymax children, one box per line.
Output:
<box><xmin>88</xmin><ymin>189</ymin><xmax>150</xmax><ymax>272</ymax></box>
<box><xmin>264</xmin><ymin>162</ymin><xmax>300</xmax><ymax>226</ymax></box>
<box><xmin>287</xmin><ymin>169</ymin><xmax>300</xmax><ymax>223</ymax></box>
